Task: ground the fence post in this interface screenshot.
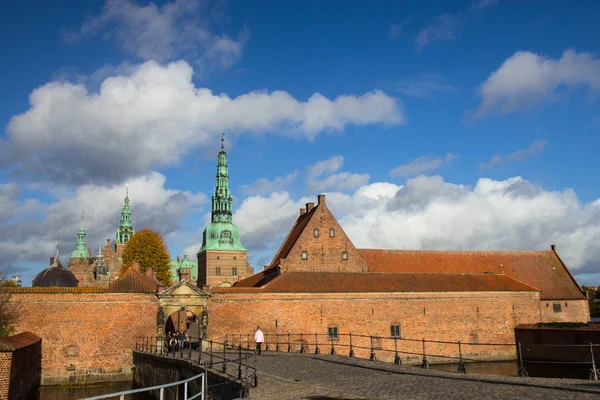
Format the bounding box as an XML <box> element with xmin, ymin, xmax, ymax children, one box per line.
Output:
<box><xmin>240</xmin><ymin>334</ymin><xmax>243</xmax><ymax>350</ymax></box>
<box><xmin>276</xmin><ymin>333</ymin><xmax>280</xmax><ymax>352</ymax></box>
<box><xmin>247</xmin><ymin>334</ymin><xmax>250</xmax><ymax>351</ymax></box>
<box><xmin>590</xmin><ymin>343</ymin><xmax>598</xmax><ymax>381</ymax></box>
<box><xmin>198</xmin><ymin>338</ymin><xmax>203</xmax><ymax>363</ymax></box>
<box><xmin>287</xmin><ymin>333</ymin><xmax>291</xmax><ymax>353</ymax></box>
<box><xmin>421</xmin><ymin>338</ymin><xmax>429</xmax><ymax>369</ymax></box>
<box><xmin>330</xmin><ymin>336</ymin><xmax>335</xmax><ymax>355</ymax></box>
<box><xmin>457</xmin><ymin>341</ymin><xmax>466</xmax><ymax>374</ymax></box>
<box><xmin>300</xmin><ymin>333</ymin><xmax>305</xmax><ymax>353</ymax></box>
<box><xmin>209</xmin><ymin>340</ymin><xmax>214</xmax><ymax>368</ymax></box>
<box><xmin>394</xmin><ymin>337</ymin><xmax>401</xmax><ymax>365</ymax></box>
<box><xmin>238</xmin><ymin>346</ymin><xmax>242</xmax><ymax>379</ymax></box>
<box><xmin>369</xmin><ymin>336</ymin><xmax>376</xmax><ymax>361</ymax></box>
<box><xmin>315</xmin><ymin>333</ymin><xmax>320</xmax><ymax>354</ymax></box>
<box><xmin>265</xmin><ymin>334</ymin><xmax>269</xmax><ymax>352</ymax></box>
<box><xmin>222</xmin><ymin>339</ymin><xmax>227</xmax><ymax>373</ymax></box>
<box><xmin>349</xmin><ymin>333</ymin><xmax>355</xmax><ymax>358</ymax></box>
<box><xmin>517</xmin><ymin>342</ymin><xmax>528</xmax><ymax>377</ymax></box>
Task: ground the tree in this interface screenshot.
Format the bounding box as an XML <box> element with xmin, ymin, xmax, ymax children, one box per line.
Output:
<box><xmin>121</xmin><ymin>228</ymin><xmax>173</xmax><ymax>286</ymax></box>
<box><xmin>0</xmin><ymin>273</ymin><xmax>18</xmax><ymax>337</ymax></box>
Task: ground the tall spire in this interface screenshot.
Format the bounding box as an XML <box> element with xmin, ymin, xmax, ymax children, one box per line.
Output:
<box><xmin>53</xmin><ymin>237</ymin><xmax>62</xmax><ymax>267</ymax></box>
<box><xmin>71</xmin><ymin>211</ymin><xmax>88</xmax><ymax>258</ymax></box>
<box><xmin>116</xmin><ymin>184</ymin><xmax>135</xmax><ymax>244</ymax></box>
<box><xmin>211</xmin><ymin>133</ymin><xmax>233</xmax><ymax>223</ymax></box>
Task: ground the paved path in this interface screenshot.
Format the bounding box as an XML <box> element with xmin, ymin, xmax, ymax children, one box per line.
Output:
<box><xmin>240</xmin><ymin>352</ymin><xmax>600</xmax><ymax>400</ymax></box>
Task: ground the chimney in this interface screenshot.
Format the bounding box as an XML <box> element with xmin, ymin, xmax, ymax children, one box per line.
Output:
<box><xmin>177</xmin><ymin>256</ymin><xmax>180</xmax><ymax>262</ymax></box>
<box><xmin>152</xmin><ymin>271</ymin><xmax>157</xmax><ymax>280</ymax></box>
<box><xmin>551</xmin><ymin>244</ymin><xmax>556</xmax><ymax>251</ymax></box>
<box><xmin>305</xmin><ymin>202</ymin><xmax>315</xmax><ymax>212</ymax></box>
<box><xmin>50</xmin><ymin>256</ymin><xmax>55</xmax><ymax>265</ymax></box>
<box><xmin>300</xmin><ymin>208</ymin><xmax>306</xmax><ymax>216</ymax></box>
<box><xmin>317</xmin><ymin>194</ymin><xmax>326</xmax><ymax>205</ymax></box>
<box><xmin>106</xmin><ymin>239</ymin><xmax>110</xmax><ymax>246</ymax></box>
<box><xmin>146</xmin><ymin>267</ymin><xmax>154</xmax><ymax>278</ymax></box>
<box><xmin>132</xmin><ymin>260</ymin><xmax>141</xmax><ymax>272</ymax></box>
<box><xmin>88</xmin><ymin>247</ymin><xmax>91</xmax><ymax>257</ymax></box>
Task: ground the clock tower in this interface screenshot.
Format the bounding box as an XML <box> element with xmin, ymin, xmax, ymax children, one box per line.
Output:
<box><xmin>197</xmin><ymin>135</ymin><xmax>253</xmax><ymax>288</ymax></box>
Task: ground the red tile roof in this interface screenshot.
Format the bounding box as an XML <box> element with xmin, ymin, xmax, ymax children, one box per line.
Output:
<box><xmin>516</xmin><ymin>323</ymin><xmax>600</xmax><ymax>331</ymax></box>
<box><xmin>107</xmin><ymin>267</ymin><xmax>161</xmax><ymax>293</ymax></box>
<box><xmin>358</xmin><ymin>249</ymin><xmax>585</xmax><ymax>300</ymax></box>
<box><xmin>0</xmin><ymin>287</ymin><xmax>107</xmax><ymax>294</ymax></box>
<box><xmin>214</xmin><ymin>271</ymin><xmax>538</xmax><ymax>294</ymax></box>
<box><xmin>268</xmin><ymin>206</ymin><xmax>318</xmax><ymax>269</ymax></box>
<box><xmin>0</xmin><ymin>332</ymin><xmax>41</xmax><ymax>352</ymax></box>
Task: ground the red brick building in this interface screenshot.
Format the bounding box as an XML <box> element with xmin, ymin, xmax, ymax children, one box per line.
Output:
<box><xmin>207</xmin><ymin>194</ymin><xmax>589</xmax><ymax>362</ymax></box>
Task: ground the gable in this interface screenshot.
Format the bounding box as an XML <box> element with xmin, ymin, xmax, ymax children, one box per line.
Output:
<box><xmin>276</xmin><ymin>196</ymin><xmax>367</xmax><ymax>273</ymax></box>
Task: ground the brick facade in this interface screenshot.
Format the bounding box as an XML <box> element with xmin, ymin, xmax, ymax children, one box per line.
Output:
<box><xmin>67</xmin><ymin>240</ymin><xmax>127</xmax><ymax>288</ymax></box>
<box><xmin>0</xmin><ymin>332</ymin><xmax>42</xmax><ymax>399</ymax></box>
<box><xmin>9</xmin><ymin>291</ymin><xmax>159</xmax><ymax>385</ymax></box>
<box><xmin>198</xmin><ymin>250</ymin><xmax>253</xmax><ymax>288</ymax></box>
<box><xmin>539</xmin><ymin>299</ymin><xmax>590</xmax><ymax>323</ymax></box>
<box><xmin>208</xmin><ymin>291</ymin><xmax>542</xmax><ymax>362</ymax></box>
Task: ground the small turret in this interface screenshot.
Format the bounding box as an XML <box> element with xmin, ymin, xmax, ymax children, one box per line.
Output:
<box><xmin>71</xmin><ymin>212</ymin><xmax>88</xmax><ymax>259</ymax></box>
<box><xmin>116</xmin><ymin>184</ymin><xmax>135</xmax><ymax>244</ymax></box>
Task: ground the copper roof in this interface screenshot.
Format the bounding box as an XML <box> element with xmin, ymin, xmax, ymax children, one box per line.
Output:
<box><xmin>214</xmin><ymin>271</ymin><xmax>538</xmax><ymax>293</ymax></box>
<box><xmin>106</xmin><ymin>267</ymin><xmax>160</xmax><ymax>293</ymax></box>
<box><xmin>268</xmin><ymin>206</ymin><xmax>318</xmax><ymax>269</ymax></box>
<box><xmin>358</xmin><ymin>249</ymin><xmax>585</xmax><ymax>300</ymax></box>
<box><xmin>0</xmin><ymin>332</ymin><xmax>41</xmax><ymax>352</ymax></box>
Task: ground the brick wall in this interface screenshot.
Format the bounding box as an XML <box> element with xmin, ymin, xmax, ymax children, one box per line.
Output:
<box><xmin>280</xmin><ymin>198</ymin><xmax>368</xmax><ymax>273</ymax></box>
<box><xmin>10</xmin><ymin>292</ymin><xmax>159</xmax><ymax>385</ymax></box>
<box><xmin>197</xmin><ymin>250</ymin><xmax>253</xmax><ymax>288</ymax></box>
<box><xmin>0</xmin><ymin>353</ymin><xmax>10</xmax><ymax>399</ymax></box>
<box><xmin>539</xmin><ymin>299</ymin><xmax>590</xmax><ymax>323</ymax></box>
<box><xmin>0</xmin><ymin>332</ymin><xmax>42</xmax><ymax>399</ymax></box>
<box><xmin>208</xmin><ymin>291</ymin><xmax>541</xmax><ymax>363</ymax></box>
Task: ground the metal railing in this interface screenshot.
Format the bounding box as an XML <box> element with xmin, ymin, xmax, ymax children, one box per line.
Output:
<box><xmin>81</xmin><ymin>372</ymin><xmax>205</xmax><ymax>400</ymax></box>
<box><xmin>135</xmin><ymin>336</ymin><xmax>258</xmax><ymax>396</ymax></box>
<box><xmin>222</xmin><ymin>332</ymin><xmax>600</xmax><ymax>380</ymax></box>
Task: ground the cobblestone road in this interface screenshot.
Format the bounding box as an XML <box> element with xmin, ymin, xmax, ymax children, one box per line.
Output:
<box><xmin>242</xmin><ymin>352</ymin><xmax>600</xmax><ymax>400</ymax></box>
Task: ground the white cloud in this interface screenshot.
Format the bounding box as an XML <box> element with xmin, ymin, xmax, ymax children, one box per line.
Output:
<box><xmin>390</xmin><ymin>153</ymin><xmax>458</xmax><ymax>178</ymax></box>
<box><xmin>393</xmin><ymin>73</ymin><xmax>454</xmax><ymax>98</ymax></box>
<box><xmin>2</xmin><ymin>60</ymin><xmax>403</xmax><ymax>185</ymax></box>
<box><xmin>240</xmin><ymin>172</ymin><xmax>299</xmax><ymax>195</ymax></box>
<box><xmin>473</xmin><ymin>49</ymin><xmax>600</xmax><ymax>118</ymax></box>
<box><xmin>305</xmin><ymin>156</ymin><xmax>369</xmax><ymax>193</ymax></box>
<box><xmin>0</xmin><ymin>172</ymin><xmax>205</xmax><ymax>284</ymax></box>
<box><xmin>479</xmin><ymin>140</ymin><xmax>547</xmax><ymax>170</ymax></box>
<box><xmin>230</xmin><ymin>174</ymin><xmax>600</xmax><ymax>278</ymax></box>
<box><xmin>77</xmin><ymin>0</ymin><xmax>248</xmax><ymax>72</ymax></box>
<box><xmin>414</xmin><ymin>14</ymin><xmax>463</xmax><ymax>51</ymax></box>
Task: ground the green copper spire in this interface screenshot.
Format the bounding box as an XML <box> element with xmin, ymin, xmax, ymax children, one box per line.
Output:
<box><xmin>71</xmin><ymin>212</ymin><xmax>88</xmax><ymax>258</ymax></box>
<box><xmin>212</xmin><ymin>134</ymin><xmax>233</xmax><ymax>223</ymax></box>
<box><xmin>198</xmin><ymin>134</ymin><xmax>246</xmax><ymax>252</ymax></box>
<box><xmin>116</xmin><ymin>184</ymin><xmax>135</xmax><ymax>244</ymax></box>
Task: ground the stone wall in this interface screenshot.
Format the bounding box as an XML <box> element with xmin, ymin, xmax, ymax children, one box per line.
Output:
<box><xmin>208</xmin><ymin>291</ymin><xmax>542</xmax><ymax>363</ymax></box>
<box><xmin>9</xmin><ymin>291</ymin><xmax>159</xmax><ymax>385</ymax></box>
<box><xmin>0</xmin><ymin>332</ymin><xmax>42</xmax><ymax>400</ymax></box>
<box><xmin>539</xmin><ymin>299</ymin><xmax>590</xmax><ymax>323</ymax></box>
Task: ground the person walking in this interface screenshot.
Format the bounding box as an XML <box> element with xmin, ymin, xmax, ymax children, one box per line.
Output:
<box><xmin>254</xmin><ymin>326</ymin><xmax>264</xmax><ymax>355</ymax></box>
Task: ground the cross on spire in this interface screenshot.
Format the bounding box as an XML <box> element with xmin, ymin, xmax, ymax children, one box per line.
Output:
<box><xmin>126</xmin><ymin>183</ymin><xmax>129</xmax><ymax>198</ymax></box>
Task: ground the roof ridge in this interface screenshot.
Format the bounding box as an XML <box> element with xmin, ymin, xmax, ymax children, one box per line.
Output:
<box><xmin>357</xmin><ymin>248</ymin><xmax>552</xmax><ymax>253</ymax></box>
<box><xmin>268</xmin><ymin>205</ymin><xmax>319</xmax><ymax>268</ymax></box>
<box><xmin>495</xmin><ymin>273</ymin><xmax>541</xmax><ymax>292</ymax></box>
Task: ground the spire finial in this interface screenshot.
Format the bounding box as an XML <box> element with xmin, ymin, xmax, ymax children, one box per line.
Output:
<box><xmin>125</xmin><ymin>184</ymin><xmax>129</xmax><ymax>198</ymax></box>
<box><xmin>220</xmin><ymin>132</ymin><xmax>225</xmax><ymax>151</ymax></box>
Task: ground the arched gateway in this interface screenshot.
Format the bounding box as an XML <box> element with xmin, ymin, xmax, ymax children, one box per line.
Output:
<box><xmin>157</xmin><ymin>280</ymin><xmax>209</xmax><ymax>342</ymax></box>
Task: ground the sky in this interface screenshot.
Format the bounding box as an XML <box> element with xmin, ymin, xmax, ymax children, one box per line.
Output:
<box><xmin>1</xmin><ymin>0</ymin><xmax>600</xmax><ymax>287</ymax></box>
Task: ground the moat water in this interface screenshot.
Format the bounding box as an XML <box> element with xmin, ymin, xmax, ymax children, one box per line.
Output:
<box><xmin>39</xmin><ymin>381</ymin><xmax>151</xmax><ymax>400</ymax></box>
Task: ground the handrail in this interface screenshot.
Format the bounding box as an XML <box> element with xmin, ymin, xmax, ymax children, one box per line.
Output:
<box><xmin>80</xmin><ymin>372</ymin><xmax>205</xmax><ymax>400</ymax></box>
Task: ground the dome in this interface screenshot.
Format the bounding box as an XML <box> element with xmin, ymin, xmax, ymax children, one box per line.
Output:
<box><xmin>32</xmin><ymin>253</ymin><xmax>78</xmax><ymax>288</ymax></box>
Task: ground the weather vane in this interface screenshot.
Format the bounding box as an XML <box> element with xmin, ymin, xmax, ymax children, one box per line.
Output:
<box><xmin>220</xmin><ymin>132</ymin><xmax>225</xmax><ymax>151</ymax></box>
<box><xmin>126</xmin><ymin>183</ymin><xmax>129</xmax><ymax>198</ymax></box>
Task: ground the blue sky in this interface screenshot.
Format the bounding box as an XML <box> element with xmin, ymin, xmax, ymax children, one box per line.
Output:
<box><xmin>1</xmin><ymin>0</ymin><xmax>600</xmax><ymax>286</ymax></box>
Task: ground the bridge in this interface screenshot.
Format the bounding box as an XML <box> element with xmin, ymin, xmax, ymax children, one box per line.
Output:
<box><xmin>128</xmin><ymin>337</ymin><xmax>600</xmax><ymax>399</ymax></box>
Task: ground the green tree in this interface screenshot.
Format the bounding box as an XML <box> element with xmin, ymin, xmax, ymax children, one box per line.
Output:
<box><xmin>121</xmin><ymin>228</ymin><xmax>173</xmax><ymax>286</ymax></box>
<box><xmin>0</xmin><ymin>273</ymin><xmax>17</xmax><ymax>337</ymax></box>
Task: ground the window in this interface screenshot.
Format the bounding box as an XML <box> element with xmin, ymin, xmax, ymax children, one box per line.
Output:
<box><xmin>217</xmin><ymin>256</ymin><xmax>220</xmax><ymax>260</ymax></box>
<box><xmin>329</xmin><ymin>228</ymin><xmax>335</xmax><ymax>237</ymax></box>
<box><xmin>216</xmin><ymin>267</ymin><xmax>221</xmax><ymax>276</ymax></box>
<box><xmin>390</xmin><ymin>325</ymin><xmax>401</xmax><ymax>338</ymax></box>
<box><xmin>313</xmin><ymin>228</ymin><xmax>319</xmax><ymax>237</ymax></box>
<box><xmin>553</xmin><ymin>303</ymin><xmax>562</xmax><ymax>313</ymax></box>
<box><xmin>232</xmin><ymin>267</ymin><xmax>238</xmax><ymax>276</ymax></box>
<box><xmin>328</xmin><ymin>326</ymin><xmax>338</xmax><ymax>340</ymax></box>
<box><xmin>233</xmin><ymin>256</ymin><xmax>237</xmax><ymax>260</ymax></box>
<box><xmin>301</xmin><ymin>250</ymin><xmax>308</xmax><ymax>260</ymax></box>
<box><xmin>342</xmin><ymin>251</ymin><xmax>348</xmax><ymax>260</ymax></box>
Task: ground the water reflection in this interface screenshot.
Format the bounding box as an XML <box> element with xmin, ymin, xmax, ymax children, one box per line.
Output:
<box><xmin>39</xmin><ymin>381</ymin><xmax>151</xmax><ymax>400</ymax></box>
<box><xmin>430</xmin><ymin>361</ymin><xmax>518</xmax><ymax>377</ymax></box>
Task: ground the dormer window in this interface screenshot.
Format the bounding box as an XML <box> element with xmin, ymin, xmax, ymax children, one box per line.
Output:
<box><xmin>329</xmin><ymin>228</ymin><xmax>335</xmax><ymax>237</ymax></box>
<box><xmin>301</xmin><ymin>251</ymin><xmax>308</xmax><ymax>260</ymax></box>
<box><xmin>342</xmin><ymin>251</ymin><xmax>348</xmax><ymax>260</ymax></box>
<box><xmin>313</xmin><ymin>228</ymin><xmax>319</xmax><ymax>237</ymax></box>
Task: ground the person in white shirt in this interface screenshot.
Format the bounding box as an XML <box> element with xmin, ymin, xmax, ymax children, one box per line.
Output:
<box><xmin>254</xmin><ymin>326</ymin><xmax>264</xmax><ymax>355</ymax></box>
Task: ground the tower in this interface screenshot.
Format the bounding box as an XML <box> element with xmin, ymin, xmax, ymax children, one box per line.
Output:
<box><xmin>197</xmin><ymin>134</ymin><xmax>253</xmax><ymax>288</ymax></box>
<box><xmin>116</xmin><ymin>184</ymin><xmax>135</xmax><ymax>245</ymax></box>
<box><xmin>71</xmin><ymin>212</ymin><xmax>88</xmax><ymax>259</ymax></box>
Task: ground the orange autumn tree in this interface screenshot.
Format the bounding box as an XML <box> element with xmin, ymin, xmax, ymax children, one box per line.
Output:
<box><xmin>121</xmin><ymin>228</ymin><xmax>173</xmax><ymax>286</ymax></box>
